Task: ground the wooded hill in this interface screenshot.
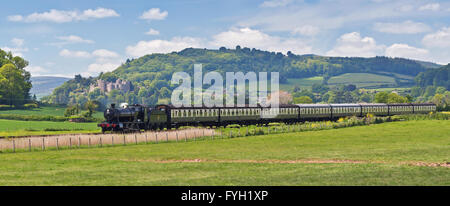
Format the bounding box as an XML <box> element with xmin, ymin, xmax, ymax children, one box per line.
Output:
<box><xmin>43</xmin><ymin>47</ymin><xmax>443</xmax><ymax>106</ymax></box>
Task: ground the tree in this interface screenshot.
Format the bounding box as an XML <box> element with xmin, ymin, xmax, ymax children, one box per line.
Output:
<box><xmin>0</xmin><ymin>63</ymin><xmax>31</xmax><ymax>106</ymax></box>
<box><xmin>387</xmin><ymin>93</ymin><xmax>408</xmax><ymax>103</ymax></box>
<box><xmin>374</xmin><ymin>92</ymin><xmax>389</xmax><ymax>103</ymax></box>
<box><xmin>84</xmin><ymin>100</ymin><xmax>98</xmax><ymax>117</ymax></box>
<box><xmin>359</xmin><ymin>93</ymin><xmax>373</xmax><ymax>103</ymax></box>
<box><xmin>294</xmin><ymin>96</ymin><xmax>313</xmax><ymax>104</ymax></box>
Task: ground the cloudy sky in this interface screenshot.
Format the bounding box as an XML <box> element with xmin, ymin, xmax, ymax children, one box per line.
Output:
<box><xmin>1</xmin><ymin>0</ymin><xmax>450</xmax><ymax>77</ymax></box>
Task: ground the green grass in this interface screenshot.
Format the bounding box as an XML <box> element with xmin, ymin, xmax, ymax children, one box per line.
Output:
<box><xmin>0</xmin><ymin>119</ymin><xmax>100</xmax><ymax>137</ymax></box>
<box><xmin>0</xmin><ymin>120</ymin><xmax>448</xmax><ymax>185</ymax></box>
<box><xmin>328</xmin><ymin>73</ymin><xmax>396</xmax><ymax>88</ymax></box>
<box><xmin>280</xmin><ymin>76</ymin><xmax>323</xmax><ymax>91</ymax></box>
<box><xmin>0</xmin><ymin>106</ymin><xmax>104</xmax><ymax>119</ymax></box>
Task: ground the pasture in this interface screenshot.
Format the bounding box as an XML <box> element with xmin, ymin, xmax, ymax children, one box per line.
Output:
<box><xmin>0</xmin><ymin>106</ymin><xmax>104</xmax><ymax>119</ymax></box>
<box><xmin>0</xmin><ymin>119</ymin><xmax>99</xmax><ymax>137</ymax></box>
<box><xmin>327</xmin><ymin>73</ymin><xmax>397</xmax><ymax>88</ymax></box>
<box><xmin>0</xmin><ymin>120</ymin><xmax>448</xmax><ymax>185</ymax></box>
<box><xmin>280</xmin><ymin>76</ymin><xmax>323</xmax><ymax>91</ymax></box>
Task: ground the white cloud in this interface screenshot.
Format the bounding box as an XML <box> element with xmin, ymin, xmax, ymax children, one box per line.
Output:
<box><xmin>126</xmin><ymin>37</ymin><xmax>203</xmax><ymax>57</ymax></box>
<box><xmin>326</xmin><ymin>32</ymin><xmax>385</xmax><ymax>57</ymax></box>
<box><xmin>140</xmin><ymin>8</ymin><xmax>168</xmax><ymax>21</ymax></box>
<box><xmin>57</xmin><ymin>35</ymin><xmax>94</xmax><ymax>44</ymax></box>
<box><xmin>385</xmin><ymin>44</ymin><xmax>429</xmax><ymax>61</ymax></box>
<box><xmin>419</xmin><ymin>3</ymin><xmax>440</xmax><ymax>11</ymax></box>
<box><xmin>26</xmin><ymin>66</ymin><xmax>48</xmax><ymax>76</ymax></box>
<box><xmin>1</xmin><ymin>46</ymin><xmax>28</xmax><ymax>57</ymax></box>
<box><xmin>422</xmin><ymin>27</ymin><xmax>450</xmax><ymax>48</ymax></box>
<box><xmin>260</xmin><ymin>0</ymin><xmax>293</xmax><ymax>8</ymax></box>
<box><xmin>59</xmin><ymin>49</ymin><xmax>91</xmax><ymax>58</ymax></box>
<box><xmin>374</xmin><ymin>20</ymin><xmax>430</xmax><ymax>34</ymax></box>
<box><xmin>145</xmin><ymin>28</ymin><xmax>160</xmax><ymax>35</ymax></box>
<box><xmin>7</xmin><ymin>8</ymin><xmax>119</xmax><ymax>23</ymax></box>
<box><xmin>82</xmin><ymin>8</ymin><xmax>119</xmax><ymax>19</ymax></box>
<box><xmin>11</xmin><ymin>38</ymin><xmax>24</xmax><ymax>47</ymax></box>
<box><xmin>210</xmin><ymin>27</ymin><xmax>312</xmax><ymax>54</ymax></box>
<box><xmin>87</xmin><ymin>62</ymin><xmax>120</xmax><ymax>74</ymax></box>
<box><xmin>291</xmin><ymin>25</ymin><xmax>320</xmax><ymax>36</ymax></box>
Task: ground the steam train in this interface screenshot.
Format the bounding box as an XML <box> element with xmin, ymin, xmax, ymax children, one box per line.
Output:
<box><xmin>98</xmin><ymin>102</ymin><xmax>436</xmax><ymax>133</ymax></box>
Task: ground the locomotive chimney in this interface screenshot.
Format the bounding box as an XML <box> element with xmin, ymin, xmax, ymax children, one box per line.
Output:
<box><xmin>111</xmin><ymin>103</ymin><xmax>116</xmax><ymax>109</ymax></box>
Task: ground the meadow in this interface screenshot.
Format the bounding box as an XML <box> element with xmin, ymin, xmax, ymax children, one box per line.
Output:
<box><xmin>0</xmin><ymin>120</ymin><xmax>448</xmax><ymax>185</ymax></box>
<box><xmin>0</xmin><ymin>119</ymin><xmax>100</xmax><ymax>137</ymax></box>
<box><xmin>327</xmin><ymin>73</ymin><xmax>397</xmax><ymax>88</ymax></box>
<box><xmin>0</xmin><ymin>106</ymin><xmax>104</xmax><ymax>119</ymax></box>
<box><xmin>280</xmin><ymin>76</ymin><xmax>323</xmax><ymax>91</ymax></box>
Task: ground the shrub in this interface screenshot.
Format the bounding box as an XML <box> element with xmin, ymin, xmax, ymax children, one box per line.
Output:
<box><xmin>23</xmin><ymin>103</ymin><xmax>38</xmax><ymax>109</ymax></box>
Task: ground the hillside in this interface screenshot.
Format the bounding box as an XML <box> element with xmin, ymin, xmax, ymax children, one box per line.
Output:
<box><xmin>30</xmin><ymin>76</ymin><xmax>70</xmax><ymax>99</ymax></box>
<box><xmin>43</xmin><ymin>47</ymin><xmax>439</xmax><ymax>106</ymax></box>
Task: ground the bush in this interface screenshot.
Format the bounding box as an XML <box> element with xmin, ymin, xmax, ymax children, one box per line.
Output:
<box><xmin>23</xmin><ymin>103</ymin><xmax>39</xmax><ymax>109</ymax></box>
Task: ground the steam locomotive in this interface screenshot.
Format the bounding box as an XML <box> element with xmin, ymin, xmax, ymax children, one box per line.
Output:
<box><xmin>98</xmin><ymin>102</ymin><xmax>436</xmax><ymax>133</ymax></box>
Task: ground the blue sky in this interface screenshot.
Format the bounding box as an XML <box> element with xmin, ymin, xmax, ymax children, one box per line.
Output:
<box><xmin>1</xmin><ymin>0</ymin><xmax>450</xmax><ymax>77</ymax></box>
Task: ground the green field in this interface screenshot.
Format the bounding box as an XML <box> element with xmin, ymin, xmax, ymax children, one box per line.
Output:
<box><xmin>0</xmin><ymin>119</ymin><xmax>100</xmax><ymax>137</ymax></box>
<box><xmin>0</xmin><ymin>106</ymin><xmax>104</xmax><ymax>119</ymax></box>
<box><xmin>327</xmin><ymin>73</ymin><xmax>397</xmax><ymax>88</ymax></box>
<box><xmin>281</xmin><ymin>76</ymin><xmax>323</xmax><ymax>91</ymax></box>
<box><xmin>0</xmin><ymin>120</ymin><xmax>448</xmax><ymax>185</ymax></box>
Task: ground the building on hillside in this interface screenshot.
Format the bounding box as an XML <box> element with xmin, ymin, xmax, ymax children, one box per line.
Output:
<box><xmin>89</xmin><ymin>79</ymin><xmax>132</xmax><ymax>93</ymax></box>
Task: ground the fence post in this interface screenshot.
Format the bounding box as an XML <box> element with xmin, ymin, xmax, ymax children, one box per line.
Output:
<box><xmin>56</xmin><ymin>138</ymin><xmax>59</xmax><ymax>150</ymax></box>
<box><xmin>88</xmin><ymin>138</ymin><xmax>91</xmax><ymax>148</ymax></box>
<box><xmin>176</xmin><ymin>132</ymin><xmax>179</xmax><ymax>142</ymax></box>
<box><xmin>246</xmin><ymin>127</ymin><xmax>249</xmax><ymax>136</ymax></box>
<box><xmin>194</xmin><ymin>131</ymin><xmax>196</xmax><ymax>141</ymax></box>
<box><xmin>42</xmin><ymin>138</ymin><xmax>45</xmax><ymax>151</ymax></box>
<box><xmin>78</xmin><ymin>137</ymin><xmax>81</xmax><ymax>148</ymax></box>
<box><xmin>28</xmin><ymin>139</ymin><xmax>31</xmax><ymax>152</ymax></box>
<box><xmin>123</xmin><ymin>135</ymin><xmax>126</xmax><ymax>146</ymax></box>
<box><xmin>69</xmin><ymin>138</ymin><xmax>72</xmax><ymax>149</ymax></box>
<box><xmin>100</xmin><ymin>137</ymin><xmax>103</xmax><ymax>147</ymax></box>
<box><xmin>166</xmin><ymin>133</ymin><xmax>168</xmax><ymax>142</ymax></box>
<box><xmin>229</xmin><ymin>130</ymin><xmax>232</xmax><ymax>138</ymax></box>
<box><xmin>185</xmin><ymin>132</ymin><xmax>187</xmax><ymax>142</ymax></box>
<box><xmin>145</xmin><ymin>134</ymin><xmax>148</xmax><ymax>144</ymax></box>
<box><xmin>12</xmin><ymin>139</ymin><xmax>15</xmax><ymax>153</ymax></box>
<box><xmin>135</xmin><ymin>134</ymin><xmax>138</xmax><ymax>145</ymax></box>
<box><xmin>156</xmin><ymin>133</ymin><xmax>158</xmax><ymax>143</ymax></box>
<box><xmin>112</xmin><ymin>136</ymin><xmax>114</xmax><ymax>146</ymax></box>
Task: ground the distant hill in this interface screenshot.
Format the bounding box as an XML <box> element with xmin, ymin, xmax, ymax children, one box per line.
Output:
<box><xmin>44</xmin><ymin>47</ymin><xmax>439</xmax><ymax>105</ymax></box>
<box><xmin>30</xmin><ymin>76</ymin><xmax>70</xmax><ymax>99</ymax></box>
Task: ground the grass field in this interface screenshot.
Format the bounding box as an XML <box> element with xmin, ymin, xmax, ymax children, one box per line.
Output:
<box><xmin>0</xmin><ymin>120</ymin><xmax>448</xmax><ymax>185</ymax></box>
<box><xmin>280</xmin><ymin>76</ymin><xmax>323</xmax><ymax>91</ymax></box>
<box><xmin>0</xmin><ymin>106</ymin><xmax>104</xmax><ymax>119</ymax></box>
<box><xmin>327</xmin><ymin>73</ymin><xmax>396</xmax><ymax>88</ymax></box>
<box><xmin>0</xmin><ymin>119</ymin><xmax>100</xmax><ymax>137</ymax></box>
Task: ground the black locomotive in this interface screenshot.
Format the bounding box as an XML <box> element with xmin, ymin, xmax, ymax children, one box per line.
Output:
<box><xmin>98</xmin><ymin>103</ymin><xmax>436</xmax><ymax>133</ymax></box>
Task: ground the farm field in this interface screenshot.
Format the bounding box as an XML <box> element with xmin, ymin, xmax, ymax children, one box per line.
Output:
<box><xmin>0</xmin><ymin>119</ymin><xmax>100</xmax><ymax>137</ymax></box>
<box><xmin>0</xmin><ymin>106</ymin><xmax>104</xmax><ymax>119</ymax></box>
<box><xmin>0</xmin><ymin>120</ymin><xmax>448</xmax><ymax>185</ymax></box>
<box><xmin>280</xmin><ymin>76</ymin><xmax>323</xmax><ymax>91</ymax></box>
<box><xmin>327</xmin><ymin>73</ymin><xmax>396</xmax><ymax>88</ymax></box>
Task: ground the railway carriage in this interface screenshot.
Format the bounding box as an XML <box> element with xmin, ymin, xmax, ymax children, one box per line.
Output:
<box><xmin>388</xmin><ymin>103</ymin><xmax>414</xmax><ymax>115</ymax></box>
<box><xmin>360</xmin><ymin>103</ymin><xmax>389</xmax><ymax>116</ymax></box>
<box><xmin>330</xmin><ymin>104</ymin><xmax>361</xmax><ymax>118</ymax></box>
<box><xmin>297</xmin><ymin>104</ymin><xmax>331</xmax><ymax>120</ymax></box>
